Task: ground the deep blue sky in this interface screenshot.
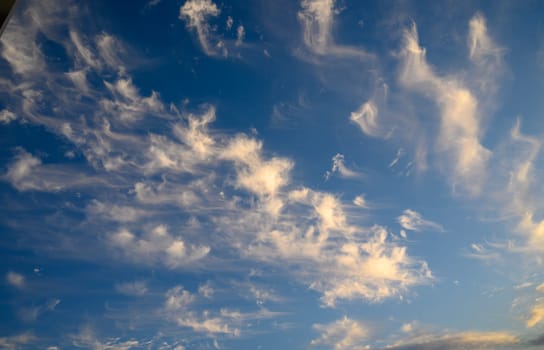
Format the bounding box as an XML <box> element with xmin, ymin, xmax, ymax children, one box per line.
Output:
<box><xmin>1</xmin><ymin>0</ymin><xmax>544</xmax><ymax>349</ymax></box>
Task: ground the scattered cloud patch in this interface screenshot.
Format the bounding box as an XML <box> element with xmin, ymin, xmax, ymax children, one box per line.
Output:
<box><xmin>179</xmin><ymin>0</ymin><xmax>222</xmax><ymax>56</ymax></box>
<box><xmin>325</xmin><ymin>154</ymin><xmax>361</xmax><ymax>180</ymax></box>
<box><xmin>526</xmin><ymin>303</ymin><xmax>544</xmax><ymax>328</ymax></box>
<box><xmin>6</xmin><ymin>271</ymin><xmax>25</xmax><ymax>288</ymax></box>
<box><xmin>115</xmin><ymin>281</ymin><xmax>148</xmax><ymax>296</ymax></box>
<box><xmin>235</xmin><ymin>25</ymin><xmax>245</xmax><ymax>46</ymax></box>
<box><xmin>311</xmin><ymin>316</ymin><xmax>370</xmax><ymax>350</ymax></box>
<box><xmin>109</xmin><ymin>225</ymin><xmax>210</xmax><ymax>268</ymax></box>
<box><xmin>397</xmin><ymin>210</ymin><xmax>444</xmax><ymax>232</ymax></box>
<box><xmin>0</xmin><ymin>109</ymin><xmax>17</xmax><ymax>123</ymax></box>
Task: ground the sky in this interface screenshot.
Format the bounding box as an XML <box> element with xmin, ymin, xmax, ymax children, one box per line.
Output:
<box><xmin>1</xmin><ymin>0</ymin><xmax>544</xmax><ymax>349</ymax></box>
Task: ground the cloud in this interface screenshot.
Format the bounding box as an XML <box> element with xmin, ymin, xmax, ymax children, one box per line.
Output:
<box><xmin>0</xmin><ymin>109</ymin><xmax>17</xmax><ymax>123</ymax></box>
<box><xmin>3</xmin><ymin>149</ymin><xmax>116</xmax><ymax>191</ymax></box>
<box><xmin>87</xmin><ymin>200</ymin><xmax>148</xmax><ymax>223</ymax></box>
<box><xmin>163</xmin><ymin>285</ymin><xmax>279</xmax><ymax>338</ymax></box>
<box><xmin>399</xmin><ymin>22</ymin><xmax>491</xmax><ymax>195</ymax></box>
<box><xmin>3</xmin><ymin>150</ymin><xmax>43</xmax><ymax>191</ymax></box>
<box><xmin>226</xmin><ymin>16</ymin><xmax>233</xmax><ymax>30</ymax></box>
<box><xmin>179</xmin><ymin>0</ymin><xmax>221</xmax><ymax>56</ymax></box>
<box><xmin>353</xmin><ymin>194</ymin><xmax>368</xmax><ymax>208</ymax></box>
<box><xmin>311</xmin><ymin>316</ymin><xmax>370</xmax><ymax>350</ymax></box>
<box><xmin>72</xmin><ymin>326</ymin><xmax>140</xmax><ymax>350</ymax></box>
<box><xmin>397</xmin><ymin>210</ymin><xmax>444</xmax><ymax>232</ymax></box>
<box><xmin>0</xmin><ymin>0</ymin><xmax>433</xmax><ymax>312</ymax></box>
<box><xmin>298</xmin><ymin>0</ymin><xmax>334</xmax><ymax>55</ymax></box>
<box><xmin>468</xmin><ymin>13</ymin><xmax>504</xmax><ymax>94</ymax></box>
<box><xmin>6</xmin><ymin>271</ymin><xmax>25</xmax><ymax>288</ymax></box>
<box><xmin>325</xmin><ymin>154</ymin><xmax>362</xmax><ymax>180</ymax></box>
<box><xmin>0</xmin><ymin>333</ymin><xmax>38</xmax><ymax>350</ymax></box>
<box><xmin>165</xmin><ymin>286</ymin><xmax>196</xmax><ymax>311</ymax></box>
<box><xmin>18</xmin><ymin>299</ymin><xmax>61</xmax><ymax>322</ymax></box>
<box><xmin>235</xmin><ymin>25</ymin><xmax>245</xmax><ymax>46</ymax></box>
<box><xmin>115</xmin><ymin>281</ymin><xmax>148</xmax><ymax>296</ymax></box>
<box><xmin>221</xmin><ymin>134</ymin><xmax>293</xmax><ymax>216</ymax></box>
<box><xmin>198</xmin><ymin>282</ymin><xmax>214</xmax><ymax>298</ymax></box>
<box><xmin>0</xmin><ymin>16</ymin><xmax>45</xmax><ymax>75</ymax></box>
<box><xmin>109</xmin><ymin>225</ymin><xmax>210</xmax><ymax>268</ymax></box>
<box><xmin>297</xmin><ymin>0</ymin><xmax>371</xmax><ymax>59</ymax></box>
<box><xmin>526</xmin><ymin>303</ymin><xmax>544</xmax><ymax>328</ymax></box>
<box><xmin>383</xmin><ymin>330</ymin><xmax>519</xmax><ymax>350</ymax></box>
<box><xmin>238</xmin><ymin>188</ymin><xmax>433</xmax><ymax>307</ymax></box>
<box><xmin>350</xmin><ymin>101</ymin><xmax>381</xmax><ymax>138</ymax></box>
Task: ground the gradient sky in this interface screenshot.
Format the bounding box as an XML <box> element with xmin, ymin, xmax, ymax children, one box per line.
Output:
<box><xmin>1</xmin><ymin>0</ymin><xmax>544</xmax><ymax>349</ymax></box>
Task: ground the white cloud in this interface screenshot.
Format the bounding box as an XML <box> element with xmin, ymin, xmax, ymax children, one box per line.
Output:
<box><xmin>102</xmin><ymin>78</ymin><xmax>164</xmax><ymax>121</ymax></box>
<box><xmin>18</xmin><ymin>299</ymin><xmax>60</xmax><ymax>322</ymax></box>
<box><xmin>389</xmin><ymin>149</ymin><xmax>405</xmax><ymax>169</ymax></box>
<box><xmin>147</xmin><ymin>0</ymin><xmax>162</xmax><ymax>7</ymax></box>
<box><xmin>6</xmin><ymin>271</ymin><xmax>25</xmax><ymax>288</ymax></box>
<box><xmin>326</xmin><ymin>154</ymin><xmax>362</xmax><ymax>180</ymax></box>
<box><xmin>468</xmin><ymin>13</ymin><xmax>504</xmax><ymax>94</ymax></box>
<box><xmin>350</xmin><ymin>101</ymin><xmax>381</xmax><ymax>138</ymax></box>
<box><xmin>3</xmin><ymin>149</ymin><xmax>116</xmax><ymax>191</ymax></box>
<box><xmin>221</xmin><ymin>134</ymin><xmax>293</xmax><ymax>216</ymax></box>
<box><xmin>235</xmin><ymin>25</ymin><xmax>245</xmax><ymax>46</ymax></box>
<box><xmin>109</xmin><ymin>225</ymin><xmax>210</xmax><ymax>268</ymax></box>
<box><xmin>3</xmin><ymin>150</ymin><xmax>43</xmax><ymax>191</ymax></box>
<box><xmin>397</xmin><ymin>209</ymin><xmax>444</xmax><ymax>232</ymax></box>
<box><xmin>353</xmin><ymin>194</ymin><xmax>367</xmax><ymax>208</ymax></box>
<box><xmin>226</xmin><ymin>16</ymin><xmax>233</xmax><ymax>30</ymax></box>
<box><xmin>96</xmin><ymin>33</ymin><xmax>127</xmax><ymax>74</ymax></box>
<box><xmin>239</xmin><ymin>187</ymin><xmax>433</xmax><ymax>307</ymax></box>
<box><xmin>198</xmin><ymin>282</ymin><xmax>214</xmax><ymax>298</ymax></box>
<box><xmin>0</xmin><ymin>16</ymin><xmax>44</xmax><ymax>75</ymax></box>
<box><xmin>72</xmin><ymin>326</ymin><xmax>140</xmax><ymax>350</ymax></box>
<box><xmin>87</xmin><ymin>200</ymin><xmax>148</xmax><ymax>223</ymax></box>
<box><xmin>298</xmin><ymin>0</ymin><xmax>334</xmax><ymax>54</ymax></box>
<box><xmin>311</xmin><ymin>316</ymin><xmax>370</xmax><ymax>350</ymax></box>
<box><xmin>526</xmin><ymin>303</ymin><xmax>544</xmax><ymax>328</ymax></box>
<box><xmin>297</xmin><ymin>0</ymin><xmax>371</xmax><ymax>59</ymax></box>
<box><xmin>69</xmin><ymin>31</ymin><xmax>101</xmax><ymax>70</ymax></box>
<box><xmin>0</xmin><ymin>2</ymin><xmax>433</xmax><ymax>312</ymax></box>
<box><xmin>165</xmin><ymin>286</ymin><xmax>196</xmax><ymax>311</ymax></box>
<box><xmin>179</xmin><ymin>0</ymin><xmax>221</xmax><ymax>56</ymax></box>
<box><xmin>383</xmin><ymin>330</ymin><xmax>519</xmax><ymax>350</ymax></box>
<box><xmin>0</xmin><ymin>333</ymin><xmax>37</xmax><ymax>350</ymax></box>
<box><xmin>399</xmin><ymin>22</ymin><xmax>491</xmax><ymax>195</ymax></box>
<box><xmin>115</xmin><ymin>281</ymin><xmax>148</xmax><ymax>296</ymax></box>
<box><xmin>163</xmin><ymin>286</ymin><xmax>280</xmax><ymax>337</ymax></box>
<box><xmin>0</xmin><ymin>109</ymin><xmax>17</xmax><ymax>123</ymax></box>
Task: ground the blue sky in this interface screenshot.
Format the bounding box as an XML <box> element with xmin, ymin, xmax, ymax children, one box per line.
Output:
<box><xmin>1</xmin><ymin>0</ymin><xmax>544</xmax><ymax>349</ymax></box>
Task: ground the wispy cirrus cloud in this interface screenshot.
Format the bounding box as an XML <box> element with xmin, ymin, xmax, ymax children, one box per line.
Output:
<box><xmin>115</xmin><ymin>280</ymin><xmax>149</xmax><ymax>297</ymax></box>
<box><xmin>179</xmin><ymin>0</ymin><xmax>222</xmax><ymax>56</ymax></box>
<box><xmin>0</xmin><ymin>332</ymin><xmax>38</xmax><ymax>350</ymax></box>
<box><xmin>297</xmin><ymin>0</ymin><xmax>371</xmax><ymax>59</ymax></box>
<box><xmin>399</xmin><ymin>21</ymin><xmax>491</xmax><ymax>196</ymax></box>
<box><xmin>397</xmin><ymin>209</ymin><xmax>444</xmax><ymax>233</ymax></box>
<box><xmin>325</xmin><ymin>153</ymin><xmax>362</xmax><ymax>180</ymax></box>
<box><xmin>163</xmin><ymin>285</ymin><xmax>282</xmax><ymax>338</ymax></box>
